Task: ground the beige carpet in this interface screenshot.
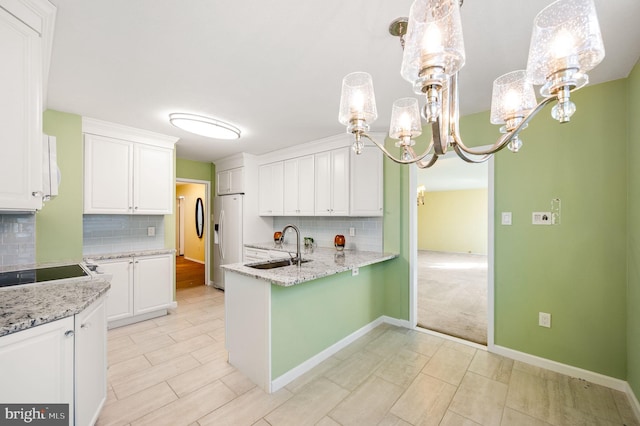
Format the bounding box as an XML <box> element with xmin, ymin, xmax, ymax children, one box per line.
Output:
<box><xmin>417</xmin><ymin>250</ymin><xmax>488</xmax><ymax>345</ymax></box>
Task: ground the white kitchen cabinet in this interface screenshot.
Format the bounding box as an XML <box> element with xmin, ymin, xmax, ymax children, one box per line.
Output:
<box><xmin>283</xmin><ymin>155</ymin><xmax>314</xmax><ymax>216</ymax></box>
<box><xmin>0</xmin><ymin>317</ymin><xmax>75</xmax><ymax>417</ymax></box>
<box><xmin>258</xmin><ymin>162</ymin><xmax>284</xmax><ymax>216</ymax></box>
<box><xmin>244</xmin><ymin>247</ymin><xmax>270</xmax><ymax>262</ymax></box>
<box><xmin>315</xmin><ymin>147</ymin><xmax>349</xmax><ymax>216</ymax></box>
<box><xmin>84</xmin><ymin>134</ymin><xmax>173</xmax><ymax>215</ymax></box>
<box><xmin>75</xmin><ymin>297</ymin><xmax>107</xmax><ymax>426</ymax></box>
<box><xmin>350</xmin><ymin>145</ymin><xmax>383</xmax><ymax>216</ymax></box>
<box><xmin>101</xmin><ymin>254</ymin><xmax>175</xmax><ymax>327</ymax></box>
<box><xmin>217</xmin><ymin>167</ymin><xmax>244</xmax><ymax>195</ymax></box>
<box><xmin>0</xmin><ymin>5</ymin><xmax>44</xmax><ymax>211</ymax></box>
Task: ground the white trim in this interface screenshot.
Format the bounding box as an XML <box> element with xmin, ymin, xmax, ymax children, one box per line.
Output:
<box><xmin>184</xmin><ymin>256</ymin><xmax>204</xmax><ymax>265</ymax></box>
<box><xmin>491</xmin><ymin>344</ymin><xmax>628</xmax><ymax>392</ymax></box>
<box><xmin>487</xmin><ymin>156</ymin><xmax>495</xmax><ymax>347</ymax></box>
<box><xmin>82</xmin><ymin>117</ymin><xmax>178</xmax><ymax>148</ymax></box>
<box><xmin>409</xmin><ymin>166</ymin><xmax>418</xmax><ymax>328</ymax></box>
<box><xmin>107</xmin><ymin>306</ymin><xmax>175</xmax><ymax>329</ymax></box>
<box><xmin>380</xmin><ymin>315</ymin><xmax>412</xmax><ymax>329</ymax></box>
<box><xmin>625</xmin><ymin>382</ymin><xmax>640</xmax><ymax>422</ymax></box>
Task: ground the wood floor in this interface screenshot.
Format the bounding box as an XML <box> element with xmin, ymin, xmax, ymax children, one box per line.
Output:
<box><xmin>176</xmin><ymin>256</ymin><xmax>205</xmax><ymax>290</ymax></box>
<box><xmin>96</xmin><ymin>285</ymin><xmax>639</xmax><ymax>426</ymax></box>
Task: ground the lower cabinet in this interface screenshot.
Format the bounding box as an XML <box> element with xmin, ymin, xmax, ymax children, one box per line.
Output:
<box><xmin>75</xmin><ymin>297</ymin><xmax>107</xmax><ymax>426</ymax></box>
<box><xmin>101</xmin><ymin>253</ymin><xmax>175</xmax><ymax>327</ymax></box>
<box><xmin>0</xmin><ymin>296</ymin><xmax>107</xmax><ymax>426</ymax></box>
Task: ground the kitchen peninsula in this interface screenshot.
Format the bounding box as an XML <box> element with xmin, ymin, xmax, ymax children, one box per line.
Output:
<box><xmin>223</xmin><ymin>244</ymin><xmax>398</xmax><ymax>393</ymax></box>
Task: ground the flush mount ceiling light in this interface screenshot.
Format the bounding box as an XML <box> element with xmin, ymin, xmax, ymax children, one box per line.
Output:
<box><xmin>338</xmin><ymin>0</ymin><xmax>605</xmax><ymax>167</ymax></box>
<box><xmin>169</xmin><ymin>113</ymin><xmax>241</xmax><ymax>140</ymax></box>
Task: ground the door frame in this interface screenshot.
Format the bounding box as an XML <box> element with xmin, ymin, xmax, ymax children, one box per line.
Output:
<box><xmin>408</xmin><ymin>154</ymin><xmax>495</xmax><ymax>348</ymax></box>
<box><xmin>175</xmin><ymin>178</ymin><xmax>211</xmax><ymax>286</ymax></box>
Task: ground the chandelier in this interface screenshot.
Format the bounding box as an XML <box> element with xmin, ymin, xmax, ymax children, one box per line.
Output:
<box><xmin>338</xmin><ymin>0</ymin><xmax>605</xmax><ymax>167</ymax></box>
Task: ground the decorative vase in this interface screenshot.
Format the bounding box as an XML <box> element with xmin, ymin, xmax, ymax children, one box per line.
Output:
<box><xmin>274</xmin><ymin>231</ymin><xmax>283</xmax><ymax>244</ymax></box>
<box><xmin>334</xmin><ymin>234</ymin><xmax>345</xmax><ymax>251</ymax></box>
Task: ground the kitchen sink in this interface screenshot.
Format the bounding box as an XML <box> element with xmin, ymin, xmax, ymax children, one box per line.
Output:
<box><xmin>247</xmin><ymin>258</ymin><xmax>311</xmax><ymax>270</ymax></box>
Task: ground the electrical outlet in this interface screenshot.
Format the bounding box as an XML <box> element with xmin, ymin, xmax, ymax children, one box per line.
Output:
<box><xmin>352</xmin><ymin>267</ymin><xmax>359</xmax><ymax>276</ymax></box>
<box><xmin>147</xmin><ymin>226</ymin><xmax>155</xmax><ymax>237</ymax></box>
<box><xmin>539</xmin><ymin>312</ymin><xmax>551</xmax><ymax>328</ymax></box>
<box><xmin>532</xmin><ymin>212</ymin><xmax>552</xmax><ymax>225</ymax></box>
<box><xmin>501</xmin><ymin>212</ymin><xmax>512</xmax><ymax>225</ymax></box>
<box><xmin>349</xmin><ymin>227</ymin><xmax>355</xmax><ymax>237</ymax></box>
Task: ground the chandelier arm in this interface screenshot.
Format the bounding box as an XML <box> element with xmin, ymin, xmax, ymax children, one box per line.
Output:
<box><xmin>452</xmin><ymin>144</ymin><xmax>491</xmax><ymax>163</ymax></box>
<box><xmin>451</xmin><ymin>95</ymin><xmax>558</xmax><ymax>156</ymax></box>
<box><xmin>360</xmin><ymin>133</ymin><xmax>435</xmax><ymax>165</ymax></box>
<box><xmin>409</xmin><ymin>146</ymin><xmax>440</xmax><ymax>169</ymax></box>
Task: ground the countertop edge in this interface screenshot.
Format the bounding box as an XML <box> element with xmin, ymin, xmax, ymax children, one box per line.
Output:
<box><xmin>85</xmin><ymin>248</ymin><xmax>176</xmax><ymax>261</ymax></box>
<box><xmin>0</xmin><ymin>279</ymin><xmax>111</xmax><ymax>338</ymax></box>
<box><xmin>223</xmin><ymin>251</ymin><xmax>399</xmax><ymax>287</ymax></box>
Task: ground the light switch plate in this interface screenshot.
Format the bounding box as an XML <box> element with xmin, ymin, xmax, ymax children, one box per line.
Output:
<box><xmin>501</xmin><ymin>212</ymin><xmax>512</xmax><ymax>225</ymax></box>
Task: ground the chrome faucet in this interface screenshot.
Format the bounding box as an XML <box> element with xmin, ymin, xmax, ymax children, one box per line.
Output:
<box><xmin>281</xmin><ymin>224</ymin><xmax>302</xmax><ymax>267</ymax></box>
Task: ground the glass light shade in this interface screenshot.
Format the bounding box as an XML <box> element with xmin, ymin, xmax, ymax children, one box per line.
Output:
<box><xmin>401</xmin><ymin>0</ymin><xmax>465</xmax><ymax>87</ymax></box>
<box><xmin>169</xmin><ymin>113</ymin><xmax>240</xmax><ymax>139</ymax></box>
<box><xmin>338</xmin><ymin>72</ymin><xmax>378</xmax><ymax>126</ymax></box>
<box><xmin>389</xmin><ymin>98</ymin><xmax>422</xmax><ymax>140</ymax></box>
<box><xmin>490</xmin><ymin>70</ymin><xmax>537</xmax><ymax>124</ymax></box>
<box><xmin>526</xmin><ymin>0</ymin><xmax>605</xmax><ymax>85</ymax></box>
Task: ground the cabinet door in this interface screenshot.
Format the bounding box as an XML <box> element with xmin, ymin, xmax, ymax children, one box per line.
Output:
<box><xmin>314</xmin><ymin>151</ymin><xmax>332</xmax><ymax>216</ymax></box>
<box><xmin>134</xmin><ymin>254</ymin><xmax>174</xmax><ymax>315</ymax></box>
<box><xmin>84</xmin><ymin>134</ymin><xmax>133</xmax><ymax>214</ymax></box>
<box><xmin>259</xmin><ymin>163</ymin><xmax>283</xmax><ymax>216</ymax></box>
<box><xmin>75</xmin><ymin>297</ymin><xmax>107</xmax><ymax>426</ymax></box>
<box><xmin>0</xmin><ymin>8</ymin><xmax>42</xmax><ymax>211</ymax></box>
<box><xmin>283</xmin><ymin>159</ymin><xmax>299</xmax><ymax>215</ymax></box>
<box><xmin>330</xmin><ymin>148</ymin><xmax>350</xmax><ymax>216</ymax></box>
<box><xmin>100</xmin><ymin>258</ymin><xmax>134</xmax><ymax>322</ymax></box>
<box><xmin>134</xmin><ymin>143</ymin><xmax>173</xmax><ymax>214</ymax></box>
<box><xmin>228</xmin><ymin>167</ymin><xmax>244</xmax><ymax>194</ymax></box>
<box><xmin>350</xmin><ymin>146</ymin><xmax>383</xmax><ymax>216</ymax></box>
<box><xmin>296</xmin><ymin>155</ymin><xmax>315</xmax><ymax>216</ymax></box>
<box><xmin>217</xmin><ymin>170</ymin><xmax>230</xmax><ymax>195</ymax></box>
<box><xmin>0</xmin><ymin>317</ymin><xmax>74</xmax><ymax>410</ymax></box>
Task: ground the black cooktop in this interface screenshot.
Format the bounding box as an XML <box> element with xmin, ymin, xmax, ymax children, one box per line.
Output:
<box><xmin>0</xmin><ymin>264</ymin><xmax>88</xmax><ymax>288</ymax></box>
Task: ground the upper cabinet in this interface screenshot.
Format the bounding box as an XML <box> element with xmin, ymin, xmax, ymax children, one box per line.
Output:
<box><xmin>350</xmin><ymin>145</ymin><xmax>383</xmax><ymax>216</ymax></box>
<box><xmin>0</xmin><ymin>0</ymin><xmax>56</xmax><ymax>212</ymax></box>
<box><xmin>83</xmin><ymin>118</ymin><xmax>177</xmax><ymax>215</ymax></box>
<box><xmin>258</xmin><ymin>162</ymin><xmax>283</xmax><ymax>216</ymax></box>
<box><xmin>315</xmin><ymin>147</ymin><xmax>349</xmax><ymax>216</ymax></box>
<box><xmin>283</xmin><ymin>155</ymin><xmax>314</xmax><ymax>216</ymax></box>
<box><xmin>217</xmin><ymin>167</ymin><xmax>244</xmax><ymax>195</ymax></box>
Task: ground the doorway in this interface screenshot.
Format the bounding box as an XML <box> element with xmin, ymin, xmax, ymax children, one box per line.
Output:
<box><xmin>411</xmin><ymin>153</ymin><xmax>492</xmax><ymax>346</ymax></box>
<box><xmin>175</xmin><ymin>180</ymin><xmax>209</xmax><ymax>289</ymax></box>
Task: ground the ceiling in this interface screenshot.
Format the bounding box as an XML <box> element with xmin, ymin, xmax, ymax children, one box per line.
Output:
<box><xmin>47</xmin><ymin>0</ymin><xmax>640</xmax><ymax>164</ymax></box>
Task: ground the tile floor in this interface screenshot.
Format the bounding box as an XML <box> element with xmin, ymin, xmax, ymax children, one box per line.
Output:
<box><xmin>97</xmin><ymin>285</ymin><xmax>639</xmax><ymax>426</ymax></box>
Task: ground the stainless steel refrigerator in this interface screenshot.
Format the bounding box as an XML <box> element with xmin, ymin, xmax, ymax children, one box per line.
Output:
<box><xmin>213</xmin><ymin>194</ymin><xmax>243</xmax><ymax>290</ymax></box>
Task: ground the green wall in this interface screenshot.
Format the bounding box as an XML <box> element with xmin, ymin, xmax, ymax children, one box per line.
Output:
<box><xmin>492</xmin><ymin>80</ymin><xmax>628</xmax><ymax>379</ymax></box>
<box><xmin>37</xmin><ymin>110</ymin><xmax>84</xmax><ymax>263</ymax></box>
<box><xmin>627</xmin><ymin>62</ymin><xmax>640</xmax><ymax>400</ymax></box>
<box><xmin>271</xmin><ymin>263</ymin><xmax>387</xmax><ymax>378</ymax></box>
<box><xmin>175</xmin><ymin>158</ymin><xmax>215</xmax><ymax>282</ymax></box>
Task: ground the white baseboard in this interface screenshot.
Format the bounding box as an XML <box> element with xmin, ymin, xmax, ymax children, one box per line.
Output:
<box><xmin>490</xmin><ymin>344</ymin><xmax>628</xmax><ymax>392</ymax></box>
<box><xmin>184</xmin><ymin>256</ymin><xmax>205</xmax><ymax>264</ymax></box>
<box><xmin>271</xmin><ymin>316</ymin><xmax>391</xmax><ymax>392</ymax></box>
<box><xmin>626</xmin><ymin>382</ymin><xmax>640</xmax><ymax>422</ymax></box>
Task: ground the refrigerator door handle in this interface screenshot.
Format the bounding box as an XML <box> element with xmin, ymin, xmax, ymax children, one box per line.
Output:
<box><xmin>219</xmin><ymin>209</ymin><xmax>225</xmax><ymax>260</ymax></box>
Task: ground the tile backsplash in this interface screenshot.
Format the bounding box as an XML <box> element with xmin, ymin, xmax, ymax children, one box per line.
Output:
<box><xmin>83</xmin><ymin>215</ymin><xmax>165</xmax><ymax>255</ymax></box>
<box><xmin>273</xmin><ymin>216</ymin><xmax>383</xmax><ymax>252</ymax></box>
<box><xmin>0</xmin><ymin>214</ymin><xmax>36</xmax><ymax>268</ymax></box>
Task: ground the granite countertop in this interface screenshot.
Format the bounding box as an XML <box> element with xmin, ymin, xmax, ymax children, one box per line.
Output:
<box><xmin>0</xmin><ymin>278</ymin><xmax>111</xmax><ymax>337</ymax></box>
<box><xmin>84</xmin><ymin>248</ymin><xmax>175</xmax><ymax>262</ymax></box>
<box><xmin>225</xmin><ymin>243</ymin><xmax>398</xmax><ymax>287</ymax></box>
